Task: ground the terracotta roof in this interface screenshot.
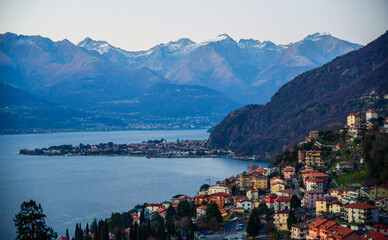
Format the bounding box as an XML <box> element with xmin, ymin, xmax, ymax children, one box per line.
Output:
<box><xmin>319</xmin><ymin>220</ymin><xmax>338</xmax><ymax>230</ymax></box>
<box><xmin>342</xmin><ymin>203</ymin><xmax>379</xmax><ymax>210</ymax></box>
<box><xmin>146</xmin><ymin>203</ymin><xmax>162</xmax><ymax>207</ymax></box>
<box><xmin>347</xmin><ymin>113</ymin><xmax>363</xmax><ymax>117</ymax></box>
<box><xmin>275</xmin><ymin>196</ymin><xmax>292</xmax><ymax>202</ymax></box>
<box><xmin>361</xmin><ymin>230</ymin><xmax>388</xmax><ymax>240</ymax></box>
<box><xmin>237</xmin><ymin>198</ymin><xmax>249</xmax><ymax>203</ymax></box>
<box><xmin>366</xmin><ymin>110</ymin><xmax>377</xmax><ymax>113</ymax></box>
<box><xmin>276</xmin><ymin>209</ymin><xmax>291</xmax><ymax>214</ymax></box>
<box><xmin>327</xmin><ymin>225</ymin><xmax>355</xmax><ymax>239</ymax></box>
<box><xmin>308</xmin><ymin>218</ymin><xmax>328</xmax><ymax>228</ymax></box>
<box><xmin>337</xmin><ymin>161</ymin><xmax>352</xmax><ymax>165</ymax></box>
<box><xmin>304</xmin><ymin>172</ymin><xmax>329</xmax><ymax>178</ymax></box>
<box><xmin>210</xmin><ymin>192</ymin><xmax>232</xmax><ymax>197</ymax></box>
<box><xmin>277</xmin><ymin>189</ymin><xmax>297</xmax><ymax>194</ymax></box>
<box><xmin>374</xmin><ymin>224</ymin><xmax>388</xmax><ymax>229</ymax></box>
<box><xmin>197</xmin><ymin>205</ymin><xmax>207</xmax><ymax>210</ymax></box>
<box><xmin>157</xmin><ymin>207</ymin><xmax>167</xmax><ymax>213</ymax></box>
<box><xmin>305</xmin><ymin>178</ymin><xmax>326</xmax><ymax>183</ymax></box>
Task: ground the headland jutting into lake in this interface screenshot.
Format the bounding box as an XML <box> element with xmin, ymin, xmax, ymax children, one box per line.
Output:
<box><xmin>19</xmin><ymin>139</ymin><xmax>260</xmax><ymax>160</ymax></box>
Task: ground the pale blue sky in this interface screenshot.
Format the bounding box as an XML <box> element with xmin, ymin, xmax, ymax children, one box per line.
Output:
<box><xmin>0</xmin><ymin>0</ymin><xmax>387</xmax><ymax>51</ymax></box>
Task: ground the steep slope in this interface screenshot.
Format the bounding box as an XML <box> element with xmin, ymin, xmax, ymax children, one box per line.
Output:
<box><xmin>79</xmin><ymin>33</ymin><xmax>362</xmax><ymax>104</ymax></box>
<box><xmin>208</xmin><ymin>31</ymin><xmax>388</xmax><ymax>158</ymax></box>
<box><xmin>0</xmin><ymin>82</ymin><xmax>89</xmax><ymax>132</ymax></box>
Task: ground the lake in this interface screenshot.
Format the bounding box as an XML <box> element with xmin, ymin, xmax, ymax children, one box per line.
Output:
<box><xmin>0</xmin><ymin>130</ymin><xmax>268</xmax><ymax>239</ymax></box>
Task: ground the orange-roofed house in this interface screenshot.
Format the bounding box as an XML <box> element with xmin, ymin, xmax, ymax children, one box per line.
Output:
<box><xmin>318</xmin><ymin>220</ymin><xmax>339</xmax><ymax>239</ymax></box>
<box><xmin>196</xmin><ymin>205</ymin><xmax>207</xmax><ymax>217</ymax></box>
<box><xmin>146</xmin><ymin>203</ymin><xmax>162</xmax><ymax>213</ymax></box>
<box><xmin>209</xmin><ymin>192</ymin><xmax>232</xmax><ymax>209</ymax></box>
<box><xmin>347</xmin><ymin>113</ymin><xmax>363</xmax><ymax>127</ymax></box>
<box><xmin>305</xmin><ymin>178</ymin><xmax>326</xmax><ymax>191</ymax></box>
<box><xmin>307</xmin><ymin>218</ymin><xmax>329</xmax><ymax>240</ymax></box>
<box><xmin>270</xmin><ymin>177</ymin><xmax>285</xmax><ymax>194</ymax></box>
<box><xmin>374</xmin><ymin>224</ymin><xmax>388</xmax><ymax>236</ymax></box>
<box><xmin>131</xmin><ymin>213</ymin><xmax>140</xmax><ymax>224</ymax></box>
<box><xmin>194</xmin><ymin>195</ymin><xmax>210</xmax><ymax>206</ymax></box>
<box><xmin>248</xmin><ymin>167</ymin><xmax>268</xmax><ymax>177</ymax></box>
<box><xmin>341</xmin><ymin>203</ymin><xmax>379</xmax><ymax>224</ymax></box>
<box><xmin>283</xmin><ymin>166</ymin><xmax>295</xmax><ymax>180</ymax></box>
<box><xmin>361</xmin><ymin>230</ymin><xmax>388</xmax><ymax>240</ymax></box>
<box><xmin>326</xmin><ymin>224</ymin><xmax>360</xmax><ymax>240</ymax></box>
<box><xmin>303</xmin><ymin>172</ymin><xmax>329</xmax><ymax>185</ymax></box>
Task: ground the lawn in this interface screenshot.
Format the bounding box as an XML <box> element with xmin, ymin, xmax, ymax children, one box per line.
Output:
<box><xmin>335</xmin><ymin>166</ymin><xmax>366</xmax><ymax>186</ymax></box>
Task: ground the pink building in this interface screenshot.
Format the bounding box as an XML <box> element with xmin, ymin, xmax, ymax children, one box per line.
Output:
<box><xmin>303</xmin><ymin>190</ymin><xmax>323</xmax><ymax>208</ymax></box>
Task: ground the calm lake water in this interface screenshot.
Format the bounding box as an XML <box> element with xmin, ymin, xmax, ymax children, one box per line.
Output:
<box><xmin>0</xmin><ymin>130</ymin><xmax>268</xmax><ymax>239</ymax></box>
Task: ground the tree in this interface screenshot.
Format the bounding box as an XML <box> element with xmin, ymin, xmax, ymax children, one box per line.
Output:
<box><xmin>199</xmin><ymin>184</ymin><xmax>210</xmax><ymax>192</ymax></box>
<box><xmin>109</xmin><ymin>212</ymin><xmax>121</xmax><ymax>233</ymax></box>
<box><xmin>287</xmin><ymin>209</ymin><xmax>297</xmax><ymax>230</ymax></box>
<box><xmin>246</xmin><ymin>208</ymin><xmax>261</xmax><ymax>237</ymax></box>
<box><xmin>204</xmin><ymin>202</ymin><xmax>222</xmax><ymax>223</ymax></box>
<box><xmin>177</xmin><ymin>200</ymin><xmax>191</xmax><ymax>218</ymax></box>
<box><xmin>14</xmin><ymin>200</ymin><xmax>58</xmax><ymax>240</ymax></box>
<box><xmin>66</xmin><ymin>228</ymin><xmax>69</xmax><ymax>239</ymax></box>
<box><xmin>290</xmin><ymin>195</ymin><xmax>301</xmax><ymax>209</ymax></box>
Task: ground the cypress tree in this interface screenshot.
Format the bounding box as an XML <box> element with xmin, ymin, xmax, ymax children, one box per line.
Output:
<box><xmin>66</xmin><ymin>228</ymin><xmax>69</xmax><ymax>239</ymax></box>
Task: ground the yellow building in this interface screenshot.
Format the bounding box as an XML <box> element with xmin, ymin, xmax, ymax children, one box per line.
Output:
<box><xmin>208</xmin><ymin>185</ymin><xmax>231</xmax><ymax>195</ymax></box>
<box><xmin>370</xmin><ymin>184</ymin><xmax>388</xmax><ymax>200</ymax></box>
<box><xmin>274</xmin><ymin>209</ymin><xmax>289</xmax><ymax>231</ymax></box>
<box><xmin>305</xmin><ymin>150</ymin><xmax>322</xmax><ymax>166</ymax></box>
<box><xmin>270</xmin><ymin>177</ymin><xmax>285</xmax><ymax>194</ymax></box>
<box><xmin>315</xmin><ymin>196</ymin><xmax>340</xmax><ymax>216</ymax></box>
<box><xmin>252</xmin><ymin>176</ymin><xmax>268</xmax><ymax>190</ymax></box>
<box><xmin>347</xmin><ymin>113</ymin><xmax>363</xmax><ymax>127</ymax></box>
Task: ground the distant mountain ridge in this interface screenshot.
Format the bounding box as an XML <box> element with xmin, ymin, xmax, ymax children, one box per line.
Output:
<box><xmin>0</xmin><ymin>32</ymin><xmax>362</xmax><ymax>132</ymax></box>
<box><xmin>208</xmin><ymin>31</ymin><xmax>388</xmax><ymax>158</ymax></box>
<box><xmin>78</xmin><ymin>33</ymin><xmax>362</xmax><ymax>104</ymax></box>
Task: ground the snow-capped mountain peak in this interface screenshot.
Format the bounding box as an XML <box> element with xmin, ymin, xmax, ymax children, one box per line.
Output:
<box><xmin>304</xmin><ymin>32</ymin><xmax>332</xmax><ymax>41</ymax></box>
<box><xmin>78</xmin><ymin>37</ymin><xmax>112</xmax><ymax>54</ymax></box>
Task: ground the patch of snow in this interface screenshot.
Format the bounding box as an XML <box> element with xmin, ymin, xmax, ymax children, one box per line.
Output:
<box><xmin>200</xmin><ymin>34</ymin><xmax>230</xmax><ymax>45</ymax></box>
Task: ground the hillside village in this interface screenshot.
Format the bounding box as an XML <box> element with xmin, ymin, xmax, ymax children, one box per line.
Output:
<box><xmin>59</xmin><ymin>109</ymin><xmax>388</xmax><ymax>240</ymax></box>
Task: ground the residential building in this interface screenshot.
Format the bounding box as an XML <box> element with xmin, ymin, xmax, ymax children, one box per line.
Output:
<box><xmin>236</xmin><ymin>198</ymin><xmax>251</xmax><ymax>211</ymax></box>
<box><xmin>341</xmin><ymin>203</ymin><xmax>379</xmax><ymax>224</ymax></box>
<box><xmin>305</xmin><ymin>150</ymin><xmax>323</xmax><ymax>167</ymax></box>
<box><xmin>246</xmin><ymin>189</ymin><xmax>259</xmax><ymax>200</ymax></box>
<box><xmin>303</xmin><ymin>190</ymin><xmax>324</xmax><ymax>208</ymax></box>
<box><xmin>283</xmin><ymin>166</ymin><xmax>296</xmax><ymax>180</ymax></box>
<box><xmin>347</xmin><ymin>113</ymin><xmax>363</xmax><ymax>127</ymax></box>
<box><xmin>298</xmin><ymin>150</ymin><xmax>305</xmax><ymax>163</ymax></box>
<box><xmin>145</xmin><ymin>203</ymin><xmax>162</xmax><ymax>213</ymax></box>
<box><xmin>277</xmin><ymin>189</ymin><xmax>297</xmax><ymax>197</ymax></box>
<box><xmin>374</xmin><ymin>224</ymin><xmax>388</xmax><ymax>236</ymax></box>
<box><xmin>325</xmin><ymin>224</ymin><xmax>360</xmax><ymax>240</ymax></box>
<box><xmin>209</xmin><ymin>192</ymin><xmax>232</xmax><ymax>209</ymax></box>
<box><xmin>366</xmin><ymin>110</ymin><xmax>378</xmax><ymax>122</ymax></box>
<box><xmin>274</xmin><ymin>209</ymin><xmax>290</xmax><ymax>231</ymax></box>
<box><xmin>303</xmin><ymin>172</ymin><xmax>329</xmax><ymax>185</ymax></box>
<box><xmin>251</xmin><ymin>198</ymin><xmax>265</xmax><ymax>208</ymax></box>
<box><xmin>194</xmin><ymin>195</ymin><xmax>209</xmax><ymax>206</ymax></box>
<box><xmin>371</xmin><ymin>184</ymin><xmax>388</xmax><ymax>200</ymax></box>
<box><xmin>274</xmin><ymin>196</ymin><xmax>292</xmax><ymax>211</ymax></box>
<box><xmin>238</xmin><ymin>173</ymin><xmax>252</xmax><ymax>188</ymax></box>
<box><xmin>361</xmin><ymin>231</ymin><xmax>388</xmax><ymax>240</ymax></box>
<box><xmin>196</xmin><ymin>205</ymin><xmax>207</xmax><ymax>217</ymax></box>
<box><xmin>315</xmin><ymin>196</ymin><xmax>340</xmax><ymax>216</ymax></box>
<box><xmin>330</xmin><ymin>187</ymin><xmax>356</xmax><ymax>201</ymax></box>
<box><xmin>336</xmin><ymin>161</ymin><xmax>353</xmax><ymax>173</ymax></box>
<box><xmin>208</xmin><ymin>185</ymin><xmax>231</xmax><ymax>195</ymax></box>
<box><xmin>266</xmin><ymin>193</ymin><xmax>278</xmax><ymax>209</ymax></box>
<box><xmin>305</xmin><ymin>178</ymin><xmax>326</xmax><ymax>191</ymax></box>
<box><xmin>349</xmin><ymin>123</ymin><xmax>366</xmax><ymax>137</ymax></box>
<box><xmin>270</xmin><ymin>177</ymin><xmax>285</xmax><ymax>194</ymax></box>
<box><xmin>292</xmin><ymin>222</ymin><xmax>309</xmax><ymax>240</ymax></box>
<box><xmin>248</xmin><ymin>167</ymin><xmax>268</xmax><ymax>177</ymax></box>
<box><xmin>252</xmin><ymin>176</ymin><xmax>268</xmax><ymax>190</ymax></box>
<box><xmin>308</xmin><ymin>218</ymin><xmax>330</xmax><ymax>239</ymax></box>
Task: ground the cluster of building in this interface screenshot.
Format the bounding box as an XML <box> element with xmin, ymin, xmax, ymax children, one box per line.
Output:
<box><xmin>19</xmin><ymin>139</ymin><xmax>232</xmax><ymax>158</ymax></box>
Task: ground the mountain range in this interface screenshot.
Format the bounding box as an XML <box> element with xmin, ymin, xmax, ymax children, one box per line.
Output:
<box><xmin>0</xmin><ymin>32</ymin><xmax>362</xmax><ymax>132</ymax></box>
<box><xmin>208</xmin><ymin>31</ymin><xmax>388</xmax><ymax>159</ymax></box>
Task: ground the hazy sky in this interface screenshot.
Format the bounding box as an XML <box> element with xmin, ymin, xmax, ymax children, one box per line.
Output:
<box><xmin>1</xmin><ymin>0</ymin><xmax>387</xmax><ymax>51</ymax></box>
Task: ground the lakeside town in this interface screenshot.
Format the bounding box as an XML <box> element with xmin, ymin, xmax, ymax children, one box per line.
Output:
<box><xmin>19</xmin><ymin>139</ymin><xmax>236</xmax><ymax>159</ymax></box>
<box><xmin>48</xmin><ymin>109</ymin><xmax>388</xmax><ymax>240</ymax></box>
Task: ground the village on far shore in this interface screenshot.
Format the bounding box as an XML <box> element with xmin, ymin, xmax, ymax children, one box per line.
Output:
<box><xmin>55</xmin><ymin>109</ymin><xmax>388</xmax><ymax>240</ymax></box>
